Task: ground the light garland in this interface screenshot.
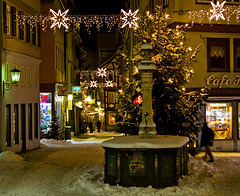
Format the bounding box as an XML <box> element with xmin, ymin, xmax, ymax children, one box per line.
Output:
<box><xmin>79</xmin><ymin>69</ymin><xmax>119</xmax><ymax>88</ymax></box>
<box><xmin>16</xmin><ymin>4</ymin><xmax>240</xmax><ymax>34</ymax></box>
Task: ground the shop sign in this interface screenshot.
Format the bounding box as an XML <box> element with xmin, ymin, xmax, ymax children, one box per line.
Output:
<box><xmin>58</xmin><ymin>85</ymin><xmax>69</xmax><ymax>96</ymax></box>
<box><xmin>72</xmin><ymin>86</ymin><xmax>81</xmax><ymax>93</ymax></box>
<box><xmin>134</xmin><ymin>95</ymin><xmax>142</xmax><ymax>104</ymax></box>
<box><xmin>206</xmin><ymin>75</ymin><xmax>240</xmax><ymax>88</ymax></box>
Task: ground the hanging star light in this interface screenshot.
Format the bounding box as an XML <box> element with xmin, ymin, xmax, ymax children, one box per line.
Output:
<box><xmin>90</xmin><ymin>81</ymin><xmax>97</xmax><ymax>88</ymax></box>
<box><xmin>121</xmin><ymin>9</ymin><xmax>139</xmax><ymax>28</ymax></box>
<box><xmin>106</xmin><ymin>81</ymin><xmax>114</xmax><ymax>88</ymax></box>
<box><xmin>210</xmin><ymin>1</ymin><xmax>226</xmax><ymax>21</ymax></box>
<box><xmin>50</xmin><ymin>9</ymin><xmax>69</xmax><ymax>29</ymax></box>
<box><xmin>97</xmin><ymin>68</ymin><xmax>107</xmax><ymax>77</ymax></box>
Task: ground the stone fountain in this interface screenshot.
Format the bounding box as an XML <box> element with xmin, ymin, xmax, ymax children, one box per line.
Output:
<box><xmin>101</xmin><ymin>43</ymin><xmax>189</xmax><ymax>188</ymax></box>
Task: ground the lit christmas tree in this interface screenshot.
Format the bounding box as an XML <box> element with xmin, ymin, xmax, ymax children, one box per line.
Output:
<box><xmin>119</xmin><ymin>6</ymin><xmax>206</xmax><ymax>137</ymax></box>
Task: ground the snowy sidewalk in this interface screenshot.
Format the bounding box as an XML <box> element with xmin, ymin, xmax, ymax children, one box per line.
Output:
<box><xmin>1</xmin><ymin>141</ymin><xmax>240</xmax><ymax>195</ymax></box>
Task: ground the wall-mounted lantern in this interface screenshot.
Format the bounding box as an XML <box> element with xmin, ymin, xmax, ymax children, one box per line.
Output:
<box><xmin>3</xmin><ymin>68</ymin><xmax>21</xmax><ymax>95</ymax></box>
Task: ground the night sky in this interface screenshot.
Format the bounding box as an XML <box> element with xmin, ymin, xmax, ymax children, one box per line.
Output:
<box><xmin>74</xmin><ymin>0</ymin><xmax>124</xmax><ymax>15</ymax></box>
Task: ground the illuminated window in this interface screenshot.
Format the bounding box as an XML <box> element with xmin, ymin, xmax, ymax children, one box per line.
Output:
<box><xmin>206</xmin><ymin>103</ymin><xmax>232</xmax><ymax>139</ymax></box>
<box><xmin>108</xmin><ymin>92</ymin><xmax>115</xmax><ymax>103</ymax></box>
<box><xmin>207</xmin><ymin>38</ymin><xmax>230</xmax><ymax>72</ymax></box>
<box><xmin>109</xmin><ymin>113</ymin><xmax>116</xmax><ymax>125</ymax></box>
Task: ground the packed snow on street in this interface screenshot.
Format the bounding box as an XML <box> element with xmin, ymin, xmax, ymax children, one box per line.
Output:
<box><xmin>0</xmin><ymin>139</ymin><xmax>240</xmax><ymax>196</ymax></box>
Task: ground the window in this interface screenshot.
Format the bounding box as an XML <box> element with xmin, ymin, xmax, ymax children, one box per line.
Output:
<box><xmin>226</xmin><ymin>0</ymin><xmax>240</xmax><ymax>4</ymax></box>
<box><xmin>108</xmin><ymin>92</ymin><xmax>115</xmax><ymax>103</ymax></box>
<box><xmin>18</xmin><ymin>11</ymin><xmax>24</xmax><ymax>40</ymax></box>
<box><xmin>26</xmin><ymin>22</ymin><xmax>30</xmax><ymax>42</ymax></box>
<box><xmin>34</xmin><ymin>103</ymin><xmax>38</xmax><ymax>139</ymax></box>
<box><xmin>27</xmin><ymin>67</ymin><xmax>31</xmax><ymax>85</ymax></box>
<box><xmin>6</xmin><ymin>104</ymin><xmax>11</xmax><ymax>147</ymax></box>
<box><xmin>234</xmin><ymin>39</ymin><xmax>240</xmax><ymax>71</ymax></box>
<box><xmin>163</xmin><ymin>0</ymin><xmax>169</xmax><ymax>8</ymax></box>
<box><xmin>32</xmin><ymin>25</ymin><xmax>36</xmax><ymax>45</ymax></box>
<box><xmin>21</xmin><ymin>104</ymin><xmax>26</xmax><ymax>151</ymax></box>
<box><xmin>3</xmin><ymin>1</ymin><xmax>7</xmax><ymax>34</ymax></box>
<box><xmin>109</xmin><ymin>113</ymin><xmax>116</xmax><ymax>125</ymax></box>
<box><xmin>37</xmin><ymin>23</ymin><xmax>41</xmax><ymax>47</ymax></box>
<box><xmin>206</xmin><ymin>103</ymin><xmax>232</xmax><ymax>140</ymax></box>
<box><xmin>11</xmin><ymin>6</ymin><xmax>16</xmax><ymax>36</ymax></box>
<box><xmin>207</xmin><ymin>38</ymin><xmax>230</xmax><ymax>72</ymax></box>
<box><xmin>28</xmin><ymin>104</ymin><xmax>32</xmax><ymax>140</ymax></box>
<box><xmin>21</xmin><ymin>66</ymin><xmax>25</xmax><ymax>86</ymax></box>
<box><xmin>14</xmin><ymin>104</ymin><xmax>19</xmax><ymax>144</ymax></box>
<box><xmin>196</xmin><ymin>0</ymin><xmax>214</xmax><ymax>3</ymax></box>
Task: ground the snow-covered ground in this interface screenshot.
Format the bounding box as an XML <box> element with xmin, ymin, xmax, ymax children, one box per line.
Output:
<box><xmin>0</xmin><ymin>139</ymin><xmax>240</xmax><ymax>196</ymax></box>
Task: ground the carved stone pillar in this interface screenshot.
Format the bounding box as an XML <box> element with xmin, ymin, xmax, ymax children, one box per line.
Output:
<box><xmin>138</xmin><ymin>43</ymin><xmax>157</xmax><ymax>138</ymax></box>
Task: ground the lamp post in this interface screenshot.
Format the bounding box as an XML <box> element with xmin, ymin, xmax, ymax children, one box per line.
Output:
<box><xmin>3</xmin><ymin>68</ymin><xmax>21</xmax><ymax>95</ymax></box>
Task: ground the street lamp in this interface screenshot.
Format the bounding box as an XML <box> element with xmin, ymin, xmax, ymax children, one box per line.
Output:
<box><xmin>3</xmin><ymin>68</ymin><xmax>21</xmax><ymax>95</ymax></box>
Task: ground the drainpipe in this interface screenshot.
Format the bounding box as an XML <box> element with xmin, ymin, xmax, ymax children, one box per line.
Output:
<box><xmin>0</xmin><ymin>0</ymin><xmax>3</xmax><ymax>152</ymax></box>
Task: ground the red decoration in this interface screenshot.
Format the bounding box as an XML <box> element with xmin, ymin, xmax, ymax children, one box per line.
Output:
<box><xmin>134</xmin><ymin>95</ymin><xmax>142</xmax><ymax>104</ymax></box>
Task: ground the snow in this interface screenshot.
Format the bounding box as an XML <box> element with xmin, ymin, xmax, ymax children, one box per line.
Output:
<box><xmin>0</xmin><ymin>139</ymin><xmax>240</xmax><ymax>196</ymax></box>
<box><xmin>101</xmin><ymin>135</ymin><xmax>189</xmax><ymax>149</ymax></box>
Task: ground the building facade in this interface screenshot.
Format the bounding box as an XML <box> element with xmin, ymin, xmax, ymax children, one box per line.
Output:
<box><xmin>1</xmin><ymin>0</ymin><xmax>41</xmax><ymax>152</ymax></box>
<box><xmin>164</xmin><ymin>0</ymin><xmax>240</xmax><ymax>151</ymax></box>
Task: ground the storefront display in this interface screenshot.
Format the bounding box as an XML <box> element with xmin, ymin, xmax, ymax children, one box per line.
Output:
<box><xmin>40</xmin><ymin>93</ymin><xmax>52</xmax><ymax>131</ymax></box>
<box><xmin>206</xmin><ymin>103</ymin><xmax>232</xmax><ymax>140</ymax></box>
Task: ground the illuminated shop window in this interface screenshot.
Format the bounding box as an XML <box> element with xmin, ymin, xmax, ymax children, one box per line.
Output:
<box><xmin>206</xmin><ymin>103</ymin><xmax>232</xmax><ymax>140</ymax></box>
<box><xmin>109</xmin><ymin>113</ymin><xmax>116</xmax><ymax>125</ymax></box>
<box><xmin>40</xmin><ymin>93</ymin><xmax>52</xmax><ymax>130</ymax></box>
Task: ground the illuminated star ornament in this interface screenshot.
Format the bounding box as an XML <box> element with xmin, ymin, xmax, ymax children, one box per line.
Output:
<box><xmin>121</xmin><ymin>9</ymin><xmax>139</xmax><ymax>28</ymax></box>
<box><xmin>90</xmin><ymin>81</ymin><xmax>97</xmax><ymax>88</ymax></box>
<box><xmin>50</xmin><ymin>9</ymin><xmax>69</xmax><ymax>29</ymax></box>
<box><xmin>106</xmin><ymin>81</ymin><xmax>114</xmax><ymax>88</ymax></box>
<box><xmin>210</xmin><ymin>1</ymin><xmax>226</xmax><ymax>21</ymax></box>
<box><xmin>97</xmin><ymin>68</ymin><xmax>107</xmax><ymax>77</ymax></box>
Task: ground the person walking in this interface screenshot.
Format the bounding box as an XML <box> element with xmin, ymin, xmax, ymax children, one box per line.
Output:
<box><xmin>200</xmin><ymin>122</ymin><xmax>215</xmax><ymax>162</ymax></box>
<box><xmin>89</xmin><ymin>121</ymin><xmax>94</xmax><ymax>133</ymax></box>
<box><xmin>97</xmin><ymin>120</ymin><xmax>101</xmax><ymax>133</ymax></box>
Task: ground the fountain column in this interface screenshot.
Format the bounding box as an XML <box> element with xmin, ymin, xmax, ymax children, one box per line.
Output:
<box><xmin>138</xmin><ymin>43</ymin><xmax>157</xmax><ymax>138</ymax></box>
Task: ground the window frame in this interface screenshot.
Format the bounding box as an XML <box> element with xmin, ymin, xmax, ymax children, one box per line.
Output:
<box><xmin>207</xmin><ymin>38</ymin><xmax>230</xmax><ymax>72</ymax></box>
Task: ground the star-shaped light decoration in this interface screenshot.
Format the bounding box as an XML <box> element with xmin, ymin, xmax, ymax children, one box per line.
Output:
<box><xmin>90</xmin><ymin>81</ymin><xmax>97</xmax><ymax>88</ymax></box>
<box><xmin>50</xmin><ymin>9</ymin><xmax>69</xmax><ymax>29</ymax></box>
<box><xmin>106</xmin><ymin>81</ymin><xmax>114</xmax><ymax>88</ymax></box>
<box><xmin>97</xmin><ymin>68</ymin><xmax>107</xmax><ymax>77</ymax></box>
<box><xmin>210</xmin><ymin>1</ymin><xmax>226</xmax><ymax>21</ymax></box>
<box><xmin>121</xmin><ymin>9</ymin><xmax>139</xmax><ymax>28</ymax></box>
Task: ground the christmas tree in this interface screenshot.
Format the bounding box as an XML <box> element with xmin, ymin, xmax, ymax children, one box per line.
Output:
<box><xmin>118</xmin><ymin>6</ymin><xmax>206</xmax><ymax>137</ymax></box>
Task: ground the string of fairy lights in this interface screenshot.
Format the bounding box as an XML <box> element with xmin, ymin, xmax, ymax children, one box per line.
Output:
<box><xmin>17</xmin><ymin>1</ymin><xmax>240</xmax><ymax>33</ymax></box>
<box><xmin>16</xmin><ymin>1</ymin><xmax>240</xmax><ymax>89</ymax></box>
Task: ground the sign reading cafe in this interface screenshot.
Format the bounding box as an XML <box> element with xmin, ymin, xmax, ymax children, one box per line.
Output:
<box><xmin>206</xmin><ymin>75</ymin><xmax>240</xmax><ymax>88</ymax></box>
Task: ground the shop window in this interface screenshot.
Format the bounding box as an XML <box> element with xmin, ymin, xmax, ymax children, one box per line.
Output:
<box><xmin>14</xmin><ymin>104</ymin><xmax>19</xmax><ymax>144</ymax></box>
<box><xmin>28</xmin><ymin>104</ymin><xmax>32</xmax><ymax>140</ymax></box>
<box><xmin>11</xmin><ymin>6</ymin><xmax>16</xmax><ymax>36</ymax></box>
<box><xmin>40</xmin><ymin>93</ymin><xmax>52</xmax><ymax>130</ymax></box>
<box><xmin>206</xmin><ymin>103</ymin><xmax>232</xmax><ymax>140</ymax></box>
<box><xmin>21</xmin><ymin>104</ymin><xmax>26</xmax><ymax>151</ymax></box>
<box><xmin>109</xmin><ymin>113</ymin><xmax>116</xmax><ymax>125</ymax></box>
<box><xmin>207</xmin><ymin>38</ymin><xmax>230</xmax><ymax>72</ymax></box>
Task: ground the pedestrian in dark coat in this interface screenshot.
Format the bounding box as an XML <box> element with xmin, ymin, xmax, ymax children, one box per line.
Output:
<box><xmin>97</xmin><ymin>120</ymin><xmax>101</xmax><ymax>133</ymax></box>
<box><xmin>200</xmin><ymin>122</ymin><xmax>214</xmax><ymax>162</ymax></box>
<box><xmin>89</xmin><ymin>121</ymin><xmax>94</xmax><ymax>133</ymax></box>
